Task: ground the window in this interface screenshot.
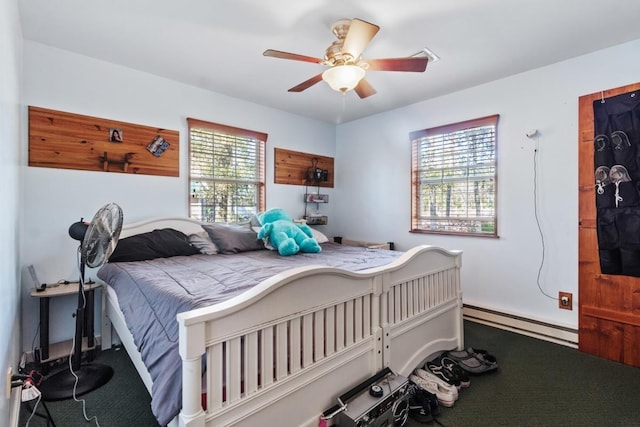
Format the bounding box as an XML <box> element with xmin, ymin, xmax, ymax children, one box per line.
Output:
<box><xmin>188</xmin><ymin>118</ymin><xmax>266</xmax><ymax>223</ymax></box>
<box><xmin>410</xmin><ymin>115</ymin><xmax>499</xmax><ymax>237</ymax></box>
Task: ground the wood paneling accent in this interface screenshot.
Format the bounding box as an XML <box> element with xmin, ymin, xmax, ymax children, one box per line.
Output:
<box><xmin>274</xmin><ymin>148</ymin><xmax>334</xmax><ymax>188</ymax></box>
<box><xmin>578</xmin><ymin>82</ymin><xmax>640</xmax><ymax>367</ymax></box>
<box><xmin>29</xmin><ymin>106</ymin><xmax>179</xmax><ymax>177</ymax></box>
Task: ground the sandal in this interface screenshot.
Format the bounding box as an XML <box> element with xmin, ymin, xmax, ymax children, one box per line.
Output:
<box><xmin>445</xmin><ymin>348</ymin><xmax>498</xmax><ymax>374</ymax></box>
<box><xmin>453</xmin><ymin>355</ymin><xmax>497</xmax><ymax>374</ymax></box>
<box><xmin>447</xmin><ymin>347</ymin><xmax>498</xmax><ymax>364</ymax></box>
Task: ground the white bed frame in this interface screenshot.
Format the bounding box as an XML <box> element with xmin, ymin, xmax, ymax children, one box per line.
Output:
<box><xmin>101</xmin><ymin>217</ymin><xmax>463</xmax><ymax>427</ymax></box>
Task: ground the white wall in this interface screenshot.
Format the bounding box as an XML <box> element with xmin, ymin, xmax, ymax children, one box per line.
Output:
<box><xmin>21</xmin><ymin>41</ymin><xmax>336</xmax><ymax>348</ymax></box>
<box><xmin>334</xmin><ymin>38</ymin><xmax>640</xmax><ymax>330</ymax></box>
<box><xmin>0</xmin><ymin>0</ymin><xmax>23</xmax><ymax>420</ymax></box>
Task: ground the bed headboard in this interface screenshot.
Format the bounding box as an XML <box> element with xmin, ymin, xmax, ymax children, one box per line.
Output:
<box><xmin>119</xmin><ymin>217</ymin><xmax>205</xmax><ymax>239</ymax></box>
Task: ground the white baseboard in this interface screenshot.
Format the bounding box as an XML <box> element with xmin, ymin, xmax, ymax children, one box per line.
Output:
<box><xmin>9</xmin><ymin>387</ymin><xmax>20</xmax><ymax>427</ymax></box>
<box><xmin>463</xmin><ymin>304</ymin><xmax>578</xmax><ymax>348</ymax></box>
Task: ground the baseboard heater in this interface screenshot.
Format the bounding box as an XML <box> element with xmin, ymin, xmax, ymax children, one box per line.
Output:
<box><xmin>463</xmin><ymin>304</ymin><xmax>578</xmax><ymax>348</ymax></box>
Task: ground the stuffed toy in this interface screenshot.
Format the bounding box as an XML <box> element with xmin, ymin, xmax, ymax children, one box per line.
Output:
<box><xmin>257</xmin><ymin>208</ymin><xmax>322</xmax><ymax>256</ymax></box>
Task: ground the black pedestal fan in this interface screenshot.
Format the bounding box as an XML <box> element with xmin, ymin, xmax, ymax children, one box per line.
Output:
<box><xmin>39</xmin><ymin>203</ymin><xmax>123</xmax><ymax>401</ymax></box>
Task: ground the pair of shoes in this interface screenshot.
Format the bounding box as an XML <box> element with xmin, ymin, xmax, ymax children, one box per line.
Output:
<box><xmin>444</xmin><ymin>347</ymin><xmax>499</xmax><ymax>374</ymax></box>
<box><xmin>424</xmin><ymin>357</ymin><xmax>462</xmax><ymax>389</ymax></box>
<box><xmin>409</xmin><ymin>371</ymin><xmax>457</xmax><ymax>408</ymax></box>
<box><xmin>594</xmin><ymin>164</ymin><xmax>638</xmax><ymax>208</ymax></box>
<box><xmin>407</xmin><ymin>383</ymin><xmax>439</xmax><ymax>423</ymax></box>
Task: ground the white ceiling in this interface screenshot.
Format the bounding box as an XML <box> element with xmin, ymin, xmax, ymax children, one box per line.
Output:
<box><xmin>18</xmin><ymin>0</ymin><xmax>640</xmax><ymax>124</ymax></box>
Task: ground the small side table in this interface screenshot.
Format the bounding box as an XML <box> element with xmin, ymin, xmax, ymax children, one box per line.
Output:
<box><xmin>338</xmin><ymin>238</ymin><xmax>394</xmax><ymax>250</ymax></box>
<box><xmin>30</xmin><ymin>282</ymin><xmax>102</xmax><ymax>372</ymax></box>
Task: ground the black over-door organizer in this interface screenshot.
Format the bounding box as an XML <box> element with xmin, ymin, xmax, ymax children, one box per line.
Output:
<box><xmin>593</xmin><ymin>90</ymin><xmax>640</xmax><ymax>276</ymax></box>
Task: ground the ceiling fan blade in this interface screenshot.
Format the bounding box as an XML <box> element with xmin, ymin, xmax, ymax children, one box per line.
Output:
<box><xmin>366</xmin><ymin>57</ymin><xmax>428</xmax><ymax>72</ymax></box>
<box><xmin>354</xmin><ymin>78</ymin><xmax>377</xmax><ymax>99</ymax></box>
<box><xmin>263</xmin><ymin>49</ymin><xmax>324</xmax><ymax>64</ymax></box>
<box><xmin>341</xmin><ymin>19</ymin><xmax>380</xmax><ymax>60</ymax></box>
<box><xmin>288</xmin><ymin>73</ymin><xmax>324</xmax><ymax>92</ymax></box>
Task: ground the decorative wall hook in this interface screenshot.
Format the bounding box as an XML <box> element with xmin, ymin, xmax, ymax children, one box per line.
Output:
<box><xmin>102</xmin><ymin>151</ymin><xmax>132</xmax><ymax>172</ymax></box>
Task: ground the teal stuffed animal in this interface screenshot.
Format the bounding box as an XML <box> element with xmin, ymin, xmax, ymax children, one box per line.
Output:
<box><xmin>257</xmin><ymin>208</ymin><xmax>322</xmax><ymax>256</ymax></box>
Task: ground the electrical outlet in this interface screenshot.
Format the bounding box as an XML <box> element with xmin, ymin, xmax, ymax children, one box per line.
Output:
<box><xmin>6</xmin><ymin>367</ymin><xmax>11</xmax><ymax>399</ymax></box>
<box><xmin>559</xmin><ymin>292</ymin><xmax>573</xmax><ymax>310</ymax></box>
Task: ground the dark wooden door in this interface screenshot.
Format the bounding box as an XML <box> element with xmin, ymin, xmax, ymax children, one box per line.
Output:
<box><xmin>578</xmin><ymin>82</ymin><xmax>640</xmax><ymax>366</ymax></box>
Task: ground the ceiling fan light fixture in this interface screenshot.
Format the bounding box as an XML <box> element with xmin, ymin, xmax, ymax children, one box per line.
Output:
<box><xmin>322</xmin><ymin>65</ymin><xmax>365</xmax><ymax>93</ymax></box>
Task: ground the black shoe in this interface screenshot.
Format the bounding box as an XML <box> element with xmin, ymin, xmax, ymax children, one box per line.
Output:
<box><xmin>425</xmin><ymin>359</ymin><xmax>462</xmax><ymax>389</ymax></box>
<box><xmin>408</xmin><ymin>384</ymin><xmax>439</xmax><ymax>423</ymax></box>
<box><xmin>437</xmin><ymin>356</ymin><xmax>471</xmax><ymax>388</ymax></box>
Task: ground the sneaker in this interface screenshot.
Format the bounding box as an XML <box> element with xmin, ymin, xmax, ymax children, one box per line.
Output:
<box><xmin>425</xmin><ymin>359</ymin><xmax>462</xmax><ymax>389</ymax></box>
<box><xmin>438</xmin><ymin>356</ymin><xmax>471</xmax><ymax>388</ymax></box>
<box><xmin>609</xmin><ymin>165</ymin><xmax>632</xmax><ymax>208</ymax></box>
<box><xmin>414</xmin><ymin>368</ymin><xmax>458</xmax><ymax>399</ymax></box>
<box><xmin>595</xmin><ymin>166</ymin><xmax>611</xmax><ymax>195</ymax></box>
<box><xmin>609</xmin><ymin>164</ymin><xmax>631</xmax><ymax>183</ymax></box>
<box><xmin>407</xmin><ymin>384</ymin><xmax>439</xmax><ymax>423</ymax></box>
<box><xmin>407</xmin><ymin>385</ymin><xmax>432</xmax><ymax>423</ymax></box>
<box><xmin>594</xmin><ymin>134</ymin><xmax>614</xmax><ymax>167</ymax></box>
<box><xmin>409</xmin><ymin>374</ymin><xmax>456</xmax><ymax>408</ymax></box>
<box><xmin>611</xmin><ymin>130</ymin><xmax>631</xmax><ymax>151</ymax></box>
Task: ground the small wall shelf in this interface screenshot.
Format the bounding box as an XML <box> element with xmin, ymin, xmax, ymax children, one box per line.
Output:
<box><xmin>304</xmin><ymin>188</ymin><xmax>328</xmax><ymax>225</ymax></box>
<box><xmin>304</xmin><ymin>193</ymin><xmax>329</xmax><ymax>203</ymax></box>
<box><xmin>305</xmin><ymin>215</ymin><xmax>328</xmax><ymax>226</ymax></box>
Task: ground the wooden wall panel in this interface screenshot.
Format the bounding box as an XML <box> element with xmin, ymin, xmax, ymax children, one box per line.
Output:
<box><xmin>274</xmin><ymin>148</ymin><xmax>334</xmax><ymax>188</ymax></box>
<box><xmin>29</xmin><ymin>106</ymin><xmax>179</xmax><ymax>177</ymax></box>
<box><xmin>578</xmin><ymin>82</ymin><xmax>640</xmax><ymax>367</ymax></box>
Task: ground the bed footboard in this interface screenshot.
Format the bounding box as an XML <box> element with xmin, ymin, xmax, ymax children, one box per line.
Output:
<box><xmin>177</xmin><ymin>245</ymin><xmax>463</xmax><ymax>427</ymax></box>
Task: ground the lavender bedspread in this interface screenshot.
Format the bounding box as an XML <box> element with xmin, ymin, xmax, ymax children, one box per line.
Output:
<box><xmin>97</xmin><ymin>243</ymin><xmax>400</xmax><ymax>425</ymax></box>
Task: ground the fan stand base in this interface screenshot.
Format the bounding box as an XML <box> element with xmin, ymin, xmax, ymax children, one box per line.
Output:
<box><xmin>39</xmin><ymin>364</ymin><xmax>114</xmax><ymax>401</ymax></box>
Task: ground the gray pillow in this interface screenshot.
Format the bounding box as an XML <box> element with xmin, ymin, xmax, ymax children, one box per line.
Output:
<box><xmin>201</xmin><ymin>223</ymin><xmax>264</xmax><ymax>254</ymax></box>
<box><xmin>188</xmin><ymin>231</ymin><xmax>218</xmax><ymax>255</ymax></box>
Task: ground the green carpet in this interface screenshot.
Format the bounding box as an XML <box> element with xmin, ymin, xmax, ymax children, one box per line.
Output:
<box><xmin>19</xmin><ymin>346</ymin><xmax>159</xmax><ymax>427</ymax></box>
<box><xmin>18</xmin><ymin>321</ymin><xmax>640</xmax><ymax>426</ymax></box>
<box><xmin>406</xmin><ymin>322</ymin><xmax>640</xmax><ymax>427</ymax></box>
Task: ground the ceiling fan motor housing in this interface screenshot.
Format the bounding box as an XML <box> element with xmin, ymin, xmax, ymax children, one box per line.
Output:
<box><xmin>331</xmin><ymin>19</ymin><xmax>352</xmax><ymax>40</ymax></box>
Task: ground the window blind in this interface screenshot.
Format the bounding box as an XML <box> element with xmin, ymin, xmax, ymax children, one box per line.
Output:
<box><xmin>411</xmin><ymin>115</ymin><xmax>498</xmax><ymax>236</ymax></box>
<box><xmin>188</xmin><ymin>119</ymin><xmax>266</xmax><ymax>223</ymax></box>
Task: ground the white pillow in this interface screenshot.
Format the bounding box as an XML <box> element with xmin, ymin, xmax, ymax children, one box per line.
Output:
<box><xmin>309</xmin><ymin>227</ymin><xmax>329</xmax><ymax>244</ymax></box>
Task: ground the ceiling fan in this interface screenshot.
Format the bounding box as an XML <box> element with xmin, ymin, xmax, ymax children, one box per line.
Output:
<box><xmin>263</xmin><ymin>18</ymin><xmax>429</xmax><ymax>98</ymax></box>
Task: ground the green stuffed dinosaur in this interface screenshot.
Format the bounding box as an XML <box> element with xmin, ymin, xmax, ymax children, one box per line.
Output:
<box><xmin>257</xmin><ymin>208</ymin><xmax>322</xmax><ymax>256</ymax></box>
